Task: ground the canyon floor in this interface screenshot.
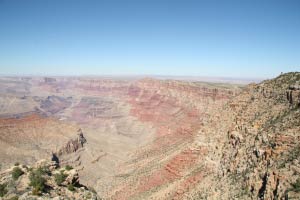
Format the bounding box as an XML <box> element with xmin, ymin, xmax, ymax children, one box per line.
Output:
<box><xmin>0</xmin><ymin>73</ymin><xmax>299</xmax><ymax>200</ymax></box>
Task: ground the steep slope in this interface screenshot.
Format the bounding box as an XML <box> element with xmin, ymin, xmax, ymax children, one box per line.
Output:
<box><xmin>97</xmin><ymin>72</ymin><xmax>300</xmax><ymax>200</ymax></box>
<box><xmin>0</xmin><ymin>113</ymin><xmax>86</xmax><ymax>170</ymax></box>
<box><xmin>187</xmin><ymin>72</ymin><xmax>300</xmax><ymax>199</ymax></box>
<box><xmin>105</xmin><ymin>79</ymin><xmax>240</xmax><ymax>199</ymax></box>
<box><xmin>218</xmin><ymin>72</ymin><xmax>300</xmax><ymax>200</ymax></box>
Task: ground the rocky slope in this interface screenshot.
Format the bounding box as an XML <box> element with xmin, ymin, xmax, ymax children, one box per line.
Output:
<box><xmin>215</xmin><ymin>72</ymin><xmax>300</xmax><ymax>200</ymax></box>
<box><xmin>0</xmin><ymin>113</ymin><xmax>85</xmax><ymax>170</ymax></box>
<box><xmin>105</xmin><ymin>79</ymin><xmax>239</xmax><ymax>199</ymax></box>
<box><xmin>0</xmin><ymin>160</ymin><xmax>100</xmax><ymax>200</ymax></box>
<box><xmin>105</xmin><ymin>72</ymin><xmax>300</xmax><ymax>199</ymax></box>
<box><xmin>0</xmin><ymin>73</ymin><xmax>299</xmax><ymax>199</ymax></box>
<box><xmin>185</xmin><ymin>72</ymin><xmax>300</xmax><ymax>200</ymax></box>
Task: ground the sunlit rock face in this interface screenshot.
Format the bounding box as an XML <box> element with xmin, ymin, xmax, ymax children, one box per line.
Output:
<box><xmin>2</xmin><ymin>73</ymin><xmax>300</xmax><ymax>199</ymax></box>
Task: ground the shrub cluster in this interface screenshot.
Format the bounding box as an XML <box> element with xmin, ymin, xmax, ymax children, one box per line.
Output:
<box><xmin>67</xmin><ymin>183</ymin><xmax>75</xmax><ymax>191</ymax></box>
<box><xmin>65</xmin><ymin>165</ymin><xmax>73</xmax><ymax>171</ymax></box>
<box><xmin>12</xmin><ymin>167</ymin><xmax>24</xmax><ymax>180</ymax></box>
<box><xmin>291</xmin><ymin>178</ymin><xmax>300</xmax><ymax>192</ymax></box>
<box><xmin>54</xmin><ymin>171</ymin><xmax>67</xmax><ymax>186</ymax></box>
<box><xmin>0</xmin><ymin>183</ymin><xmax>8</xmax><ymax>197</ymax></box>
<box><xmin>29</xmin><ymin>167</ymin><xmax>47</xmax><ymax>195</ymax></box>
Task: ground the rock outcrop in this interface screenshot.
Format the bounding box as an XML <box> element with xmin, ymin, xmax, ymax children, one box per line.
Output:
<box><xmin>0</xmin><ymin>160</ymin><xmax>100</xmax><ymax>200</ymax></box>
<box><xmin>193</xmin><ymin>72</ymin><xmax>300</xmax><ymax>199</ymax></box>
<box><xmin>57</xmin><ymin>129</ymin><xmax>87</xmax><ymax>156</ymax></box>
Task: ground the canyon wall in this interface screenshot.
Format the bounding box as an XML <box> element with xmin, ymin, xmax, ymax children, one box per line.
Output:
<box><xmin>0</xmin><ymin>73</ymin><xmax>299</xmax><ymax>199</ymax></box>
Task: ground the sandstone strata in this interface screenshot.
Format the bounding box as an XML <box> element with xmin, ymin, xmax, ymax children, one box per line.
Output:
<box><xmin>0</xmin><ymin>73</ymin><xmax>299</xmax><ymax>199</ymax></box>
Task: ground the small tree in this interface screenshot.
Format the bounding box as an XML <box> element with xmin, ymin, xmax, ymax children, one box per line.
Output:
<box><xmin>291</xmin><ymin>178</ymin><xmax>300</xmax><ymax>192</ymax></box>
<box><xmin>12</xmin><ymin>167</ymin><xmax>24</xmax><ymax>180</ymax></box>
<box><xmin>67</xmin><ymin>183</ymin><xmax>75</xmax><ymax>191</ymax></box>
<box><xmin>54</xmin><ymin>171</ymin><xmax>67</xmax><ymax>186</ymax></box>
<box><xmin>0</xmin><ymin>183</ymin><xmax>8</xmax><ymax>197</ymax></box>
<box><xmin>29</xmin><ymin>169</ymin><xmax>46</xmax><ymax>195</ymax></box>
<box><xmin>65</xmin><ymin>165</ymin><xmax>73</xmax><ymax>171</ymax></box>
<box><xmin>36</xmin><ymin>166</ymin><xmax>51</xmax><ymax>176</ymax></box>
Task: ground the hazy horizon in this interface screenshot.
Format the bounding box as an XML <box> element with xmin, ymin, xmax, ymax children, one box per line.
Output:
<box><xmin>0</xmin><ymin>73</ymin><xmax>269</xmax><ymax>85</ymax></box>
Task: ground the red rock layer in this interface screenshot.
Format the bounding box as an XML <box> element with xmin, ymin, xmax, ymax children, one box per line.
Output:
<box><xmin>108</xmin><ymin>79</ymin><xmax>236</xmax><ymax>199</ymax></box>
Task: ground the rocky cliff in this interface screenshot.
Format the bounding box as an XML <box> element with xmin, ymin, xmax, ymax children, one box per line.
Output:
<box><xmin>187</xmin><ymin>72</ymin><xmax>300</xmax><ymax>199</ymax></box>
<box><xmin>216</xmin><ymin>72</ymin><xmax>300</xmax><ymax>200</ymax></box>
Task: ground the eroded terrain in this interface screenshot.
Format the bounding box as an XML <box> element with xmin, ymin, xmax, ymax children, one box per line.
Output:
<box><xmin>1</xmin><ymin>73</ymin><xmax>299</xmax><ymax>199</ymax></box>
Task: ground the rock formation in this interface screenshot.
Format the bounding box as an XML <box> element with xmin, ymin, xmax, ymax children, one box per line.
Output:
<box><xmin>0</xmin><ymin>160</ymin><xmax>100</xmax><ymax>199</ymax></box>
<box><xmin>57</xmin><ymin>129</ymin><xmax>87</xmax><ymax>156</ymax></box>
<box><xmin>0</xmin><ymin>73</ymin><xmax>299</xmax><ymax>199</ymax></box>
<box><xmin>194</xmin><ymin>72</ymin><xmax>300</xmax><ymax>199</ymax></box>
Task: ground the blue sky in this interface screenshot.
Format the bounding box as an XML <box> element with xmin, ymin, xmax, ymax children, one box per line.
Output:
<box><xmin>0</xmin><ymin>0</ymin><xmax>299</xmax><ymax>78</ymax></box>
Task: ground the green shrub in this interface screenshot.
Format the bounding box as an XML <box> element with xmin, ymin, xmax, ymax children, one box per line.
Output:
<box><xmin>65</xmin><ymin>165</ymin><xmax>73</xmax><ymax>171</ymax></box>
<box><xmin>36</xmin><ymin>166</ymin><xmax>51</xmax><ymax>176</ymax></box>
<box><xmin>0</xmin><ymin>183</ymin><xmax>8</xmax><ymax>197</ymax></box>
<box><xmin>291</xmin><ymin>178</ymin><xmax>300</xmax><ymax>192</ymax></box>
<box><xmin>12</xmin><ymin>167</ymin><xmax>24</xmax><ymax>180</ymax></box>
<box><xmin>29</xmin><ymin>169</ymin><xmax>47</xmax><ymax>195</ymax></box>
<box><xmin>14</xmin><ymin>162</ymin><xmax>20</xmax><ymax>166</ymax></box>
<box><xmin>54</xmin><ymin>171</ymin><xmax>67</xmax><ymax>186</ymax></box>
<box><xmin>67</xmin><ymin>183</ymin><xmax>75</xmax><ymax>191</ymax></box>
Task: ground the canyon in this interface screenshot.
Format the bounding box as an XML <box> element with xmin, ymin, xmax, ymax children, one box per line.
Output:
<box><xmin>0</xmin><ymin>72</ymin><xmax>299</xmax><ymax>199</ymax></box>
